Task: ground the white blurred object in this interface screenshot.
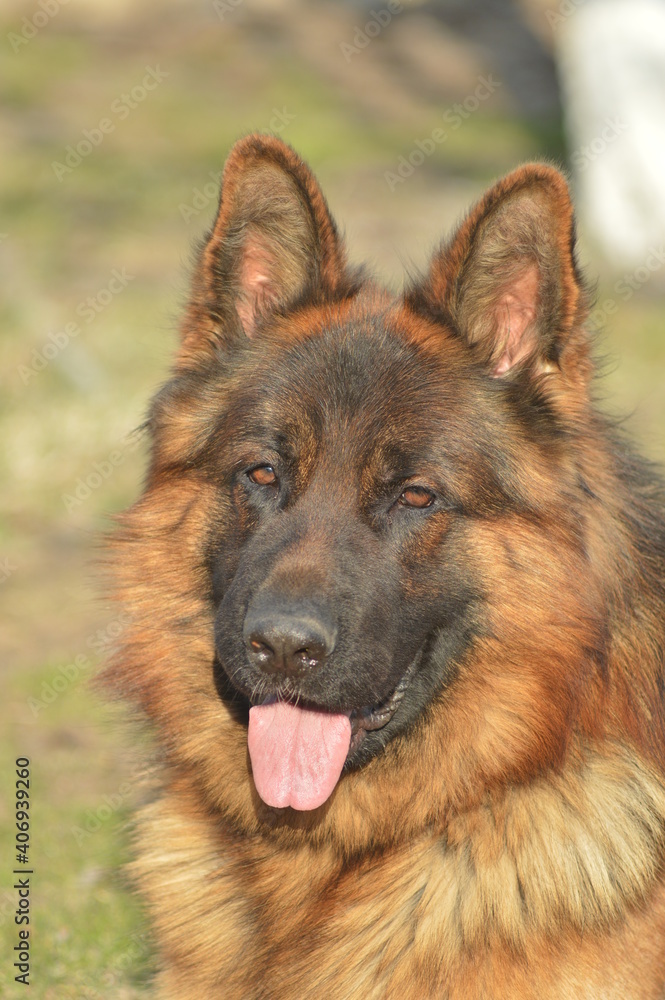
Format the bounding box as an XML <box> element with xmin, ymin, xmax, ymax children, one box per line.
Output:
<box><xmin>557</xmin><ymin>0</ymin><xmax>665</xmax><ymax>272</ymax></box>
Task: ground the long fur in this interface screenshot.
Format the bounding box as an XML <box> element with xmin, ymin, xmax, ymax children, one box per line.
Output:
<box><xmin>102</xmin><ymin>136</ymin><xmax>665</xmax><ymax>999</ymax></box>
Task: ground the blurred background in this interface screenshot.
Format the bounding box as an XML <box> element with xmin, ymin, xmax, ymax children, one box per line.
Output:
<box><xmin>1</xmin><ymin>0</ymin><xmax>664</xmax><ymax>995</ymax></box>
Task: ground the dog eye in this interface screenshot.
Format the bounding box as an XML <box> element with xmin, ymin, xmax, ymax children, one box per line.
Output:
<box><xmin>398</xmin><ymin>486</ymin><xmax>435</xmax><ymax>509</ymax></box>
<box><xmin>248</xmin><ymin>465</ymin><xmax>278</xmax><ymax>487</ymax></box>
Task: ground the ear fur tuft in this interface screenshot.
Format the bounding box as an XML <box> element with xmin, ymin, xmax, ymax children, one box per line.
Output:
<box><xmin>179</xmin><ymin>134</ymin><xmax>359</xmax><ymax>360</ymax></box>
<box><xmin>405</xmin><ymin>164</ymin><xmax>589</xmax><ymax>379</ymax></box>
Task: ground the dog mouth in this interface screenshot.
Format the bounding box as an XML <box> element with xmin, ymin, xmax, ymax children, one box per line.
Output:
<box><xmin>347</xmin><ymin>655</ymin><xmax>419</xmax><ymax>755</ymax></box>
<box><xmin>247</xmin><ymin>656</ymin><xmax>419</xmax><ymax>813</ymax></box>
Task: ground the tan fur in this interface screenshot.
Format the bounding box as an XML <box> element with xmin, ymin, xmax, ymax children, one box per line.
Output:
<box><xmin>110</xmin><ymin>458</ymin><xmax>665</xmax><ymax>996</ymax></box>
<box><xmin>103</xmin><ymin>137</ymin><xmax>665</xmax><ymax>997</ymax></box>
<box><xmin>131</xmin><ymin>746</ymin><xmax>665</xmax><ymax>998</ymax></box>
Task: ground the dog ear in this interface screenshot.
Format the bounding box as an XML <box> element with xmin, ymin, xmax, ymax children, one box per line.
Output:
<box><xmin>180</xmin><ymin>134</ymin><xmax>353</xmax><ymax>358</ymax></box>
<box><xmin>405</xmin><ymin>164</ymin><xmax>589</xmax><ymax>380</ymax></box>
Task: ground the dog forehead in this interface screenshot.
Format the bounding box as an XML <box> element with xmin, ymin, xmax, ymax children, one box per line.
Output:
<box><xmin>245</xmin><ymin>315</ymin><xmax>463</xmax><ymax>419</ymax></box>
<box><xmin>212</xmin><ymin>309</ymin><xmax>500</xmax><ymax>475</ymax></box>
<box><xmin>223</xmin><ymin>319</ymin><xmax>498</xmax><ymax>479</ymax></box>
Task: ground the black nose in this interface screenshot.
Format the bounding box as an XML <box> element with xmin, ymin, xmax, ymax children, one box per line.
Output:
<box><xmin>243</xmin><ymin>597</ymin><xmax>336</xmax><ymax>678</ymax></box>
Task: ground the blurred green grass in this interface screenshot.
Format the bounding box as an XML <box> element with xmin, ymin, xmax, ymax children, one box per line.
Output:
<box><xmin>1</xmin><ymin>3</ymin><xmax>663</xmax><ymax>996</ymax></box>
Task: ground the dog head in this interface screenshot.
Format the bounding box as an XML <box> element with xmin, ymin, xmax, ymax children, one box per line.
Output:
<box><xmin>108</xmin><ymin>136</ymin><xmax>652</xmax><ymax>846</ymax></box>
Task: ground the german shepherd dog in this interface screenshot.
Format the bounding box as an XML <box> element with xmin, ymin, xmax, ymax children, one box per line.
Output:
<box><xmin>104</xmin><ymin>135</ymin><xmax>665</xmax><ymax>997</ymax></box>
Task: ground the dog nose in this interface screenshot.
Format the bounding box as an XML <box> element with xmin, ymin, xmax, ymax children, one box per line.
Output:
<box><xmin>243</xmin><ymin>600</ymin><xmax>336</xmax><ymax>677</ymax></box>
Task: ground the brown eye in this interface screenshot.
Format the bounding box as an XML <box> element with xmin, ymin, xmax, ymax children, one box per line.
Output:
<box><xmin>399</xmin><ymin>486</ymin><xmax>434</xmax><ymax>509</ymax></box>
<box><xmin>248</xmin><ymin>465</ymin><xmax>278</xmax><ymax>487</ymax></box>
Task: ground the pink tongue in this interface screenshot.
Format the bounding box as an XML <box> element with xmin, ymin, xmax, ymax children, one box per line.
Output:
<box><xmin>248</xmin><ymin>701</ymin><xmax>352</xmax><ymax>811</ymax></box>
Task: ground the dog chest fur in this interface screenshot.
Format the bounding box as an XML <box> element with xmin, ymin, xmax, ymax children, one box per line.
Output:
<box><xmin>132</xmin><ymin>744</ymin><xmax>665</xmax><ymax>999</ymax></box>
